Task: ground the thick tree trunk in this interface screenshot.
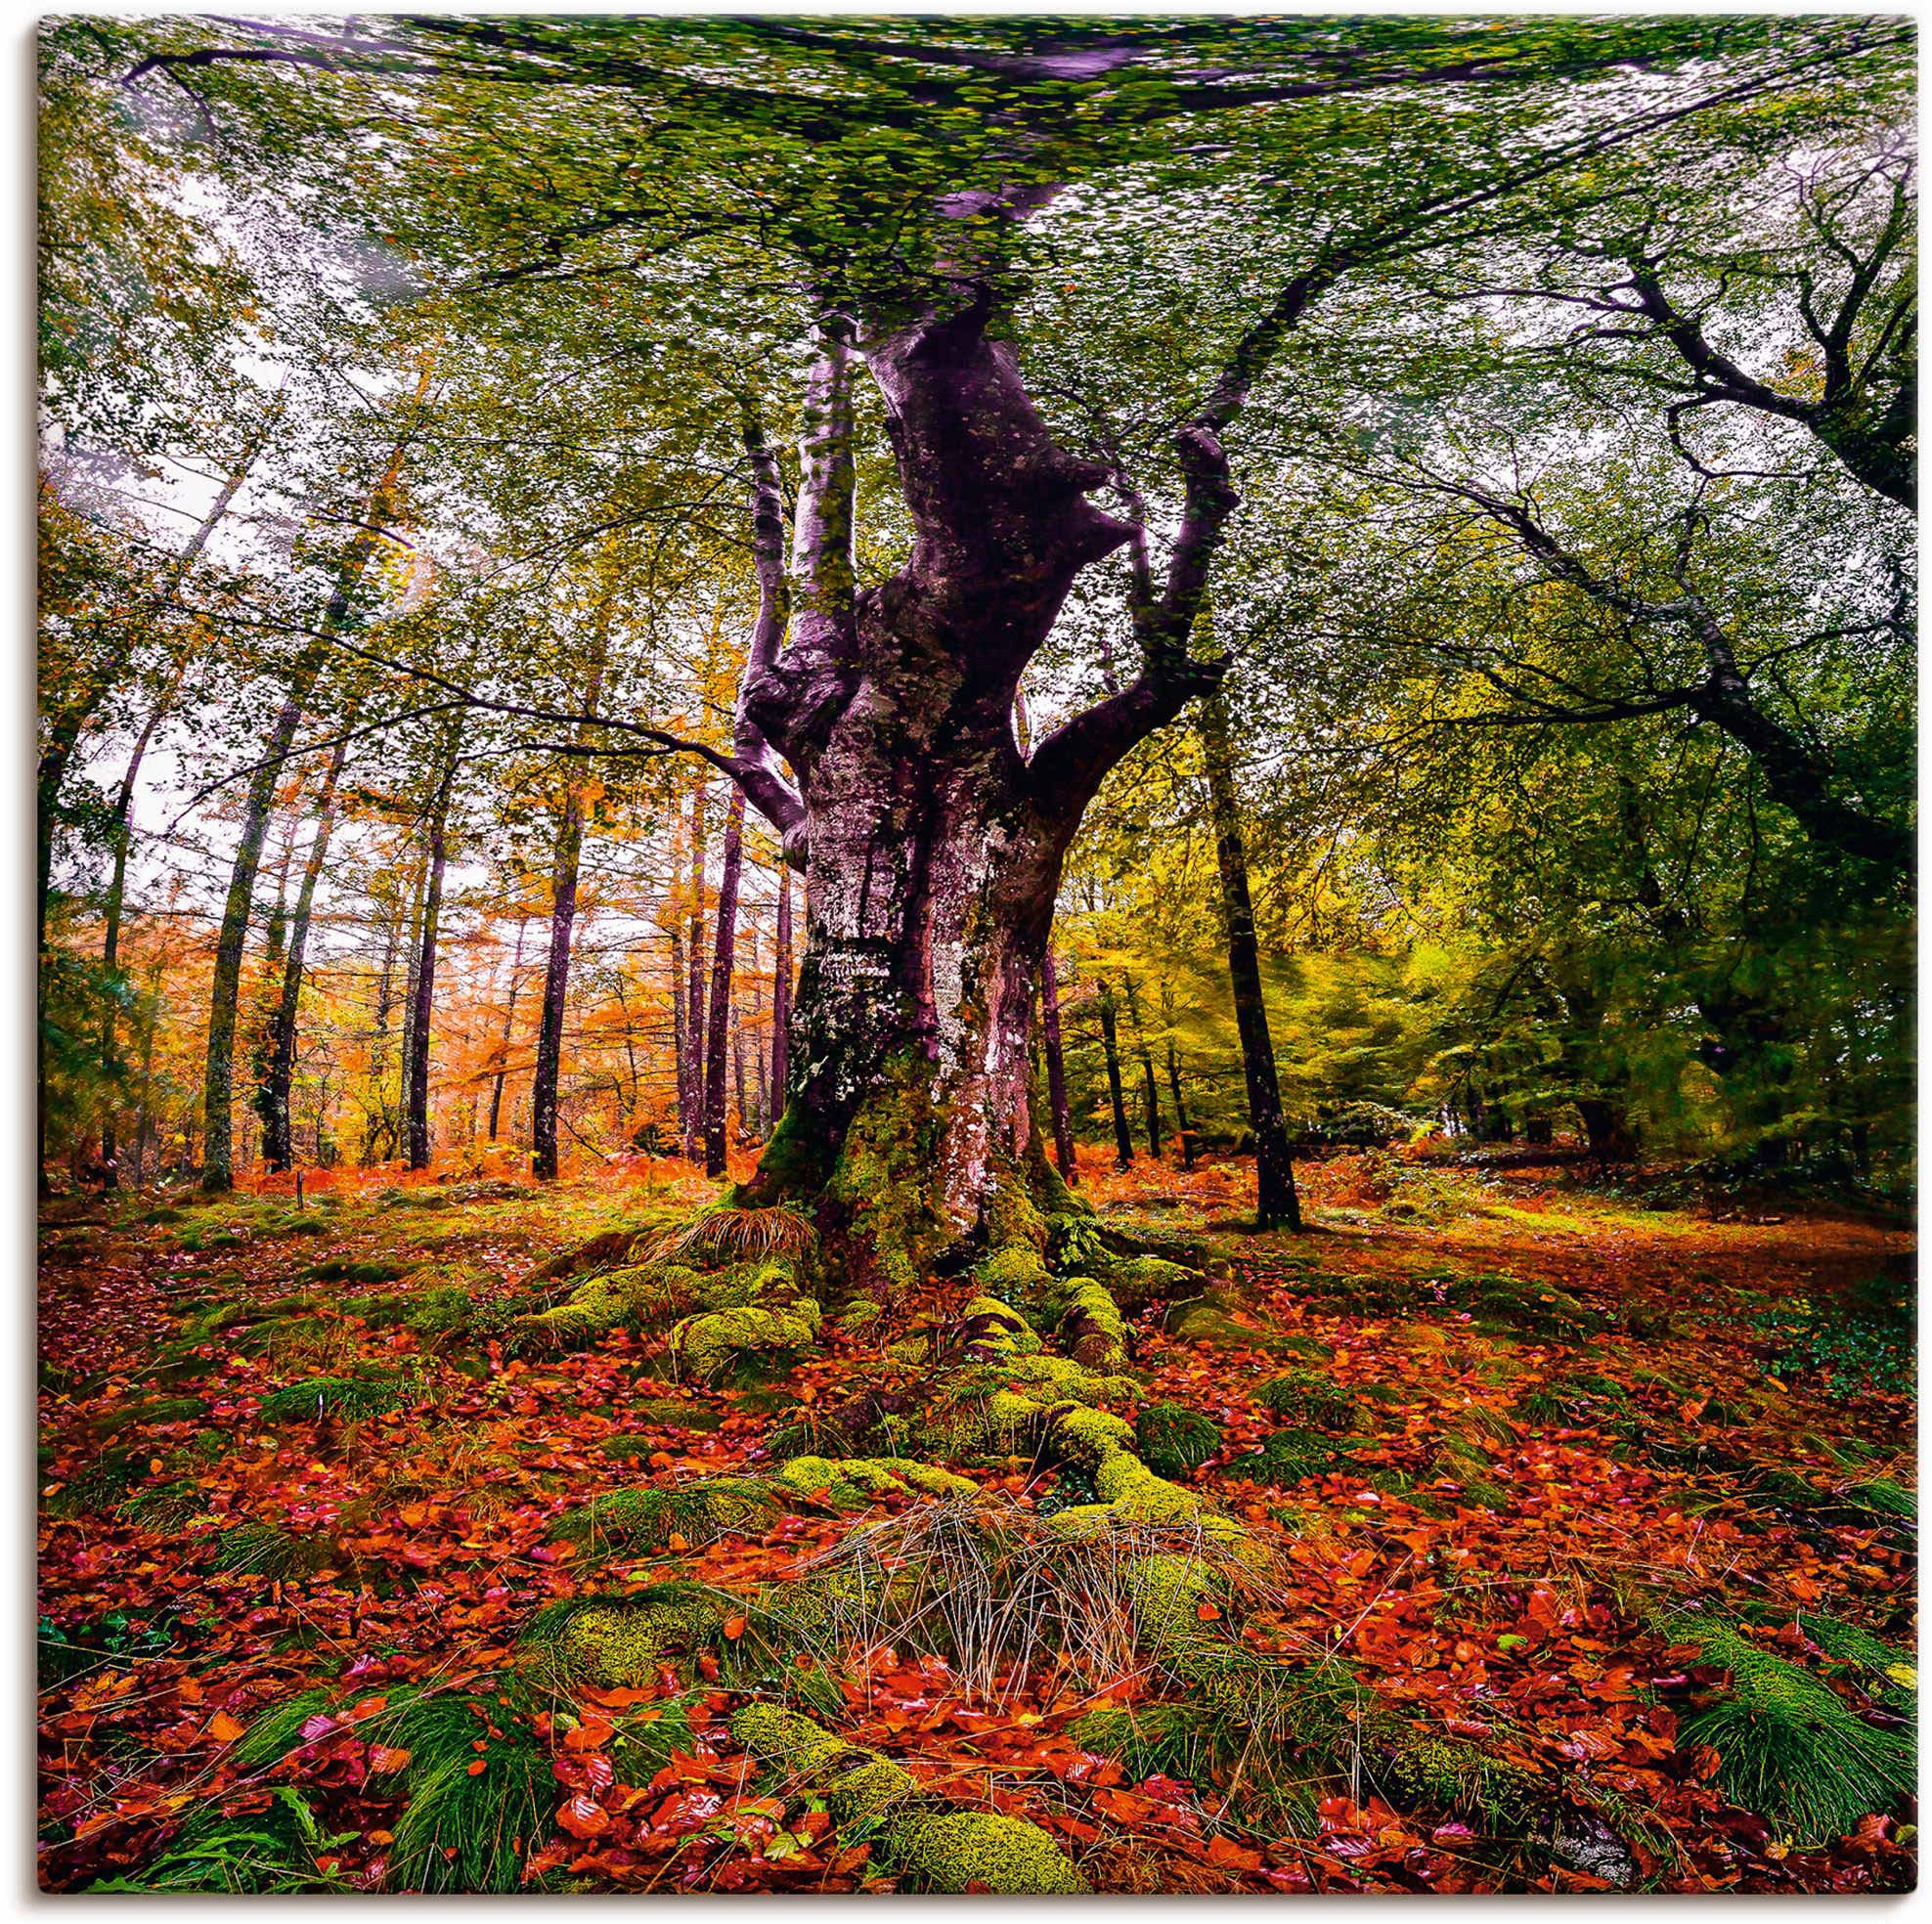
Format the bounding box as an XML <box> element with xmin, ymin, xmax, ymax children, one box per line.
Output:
<box><xmin>1197</xmin><ymin>684</ymin><xmax>1302</xmax><ymax>1230</ymax></box>
<box><xmin>703</xmin><ymin>786</ymin><xmax>747</xmax><ymax>1177</ymax></box>
<box><xmin>1039</xmin><ymin>948</ymin><xmax>1077</xmax><ymax>1184</ymax></box>
<box><xmin>404</xmin><ymin>740</ymin><xmax>459</xmax><ymax>1171</ymax></box>
<box><xmin>1096</xmin><ymin>984</ymin><xmax>1135</xmax><ymax>1168</ymax></box>
<box><xmin>716</xmin><ymin>281</ymin><xmax>1253</xmax><ymax>1279</ymax></box>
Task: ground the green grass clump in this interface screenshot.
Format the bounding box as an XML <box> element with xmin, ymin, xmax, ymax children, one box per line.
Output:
<box><xmin>210</xmin><ymin>1522</ymin><xmax>337</xmax><ymax>1579</ymax></box>
<box><xmin>1133</xmin><ymin>1403</ymin><xmax>1224</xmax><ymax>1480</ymax></box>
<box><xmin>1220</xmin><ymin>1427</ymin><xmax>1349</xmax><ymax>1488</ymax></box>
<box><xmin>1073</xmin><ymin>1701</ymin><xmax>1217</xmax><ymax>1784</ymax></box>
<box><xmin>549</xmin><ymin>1478</ymin><xmax>780</xmax><ymax>1555</ymax></box>
<box><xmin>258</xmin><ymin>1371</ymin><xmax>407</xmax><ymax>1424</ymax></box>
<box><xmin>96</xmin><ymin>1785</ymin><xmax>355</xmax><ymax>1893</ymax></box>
<box><xmin>45</xmin><ymin>1446</ymin><xmax>144</xmax><ymax>1518</ymax></box>
<box><xmin>122</xmin><ymin>1480</ymin><xmax>206</xmax><ymax>1531</ymax></box>
<box><xmin>599</xmin><ymin>1433</ymin><xmax>658</xmax><ymax>1461</ymax></box>
<box><xmin>1256</xmin><ymin>1371</ymin><xmax>1355</xmax><ymax>1430</ymax></box>
<box><xmin>92</xmin><ymin>1394</ymin><xmax>209</xmax><ymax>1437</ymax></box>
<box><xmin>300</xmin><ymin>1257</ymin><xmax>407</xmax><ymax>1285</ymax></box>
<box><xmin>1455</xmin><ymin>1271</ymin><xmax>1597</xmax><ymax>1338</ymax></box>
<box><xmin>1666</xmin><ymin>1612</ymin><xmax>1915</xmax><ymax>1844</ymax></box>
<box><xmin>1800</xmin><ymin>1614</ymin><xmax>1916</xmax><ymax>1699</ymax></box>
<box><xmin>369</xmin><ymin>1686</ymin><xmax>553</xmax><ymax>1893</ymax></box>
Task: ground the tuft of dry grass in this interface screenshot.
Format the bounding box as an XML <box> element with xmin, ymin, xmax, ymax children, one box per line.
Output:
<box><xmin>646</xmin><ymin>1202</ymin><xmax>818</xmax><ymax>1267</ymax></box>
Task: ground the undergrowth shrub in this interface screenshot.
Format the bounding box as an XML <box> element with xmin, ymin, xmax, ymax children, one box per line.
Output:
<box><xmin>92</xmin><ymin>1785</ymin><xmax>356</xmax><ymax>1893</ymax></box>
<box><xmin>1750</xmin><ymin>1278</ymin><xmax>1912</xmax><ymax>1401</ymax></box>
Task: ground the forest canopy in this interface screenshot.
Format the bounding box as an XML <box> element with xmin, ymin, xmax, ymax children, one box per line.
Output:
<box><xmin>38</xmin><ymin>13</ymin><xmax>1912</xmax><ymax>1210</ymax></box>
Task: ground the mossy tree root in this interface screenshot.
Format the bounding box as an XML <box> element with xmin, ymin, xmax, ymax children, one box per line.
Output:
<box><xmin>730</xmin><ymin>1703</ymin><xmax>1088</xmax><ymax>1894</ymax></box>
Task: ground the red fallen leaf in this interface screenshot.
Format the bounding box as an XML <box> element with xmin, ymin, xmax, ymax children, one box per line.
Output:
<box><xmin>1196</xmin><ymin>1602</ymin><xmax>1221</xmax><ymax>1621</ymax></box>
<box><xmin>207</xmin><ymin>1711</ymin><xmax>246</xmax><ymax>1742</ymax></box>
<box><xmin>723</xmin><ymin>1613</ymin><xmax>748</xmax><ymax>1640</ymax></box>
<box><xmin>564</xmin><ymin>1719</ymin><xmax>614</xmax><ymax>1752</ymax></box>
<box><xmin>467</xmin><ymin>1760</ymin><xmax>488</xmax><ymax>1776</ymax></box>
<box><xmin>1207</xmin><ymin>1835</ymin><xmax>1263</xmax><ymax>1870</ymax></box>
<box><xmin>556</xmin><ymin>1793</ymin><xmax>611</xmax><ymax>1840</ymax></box>
<box><xmin>1431</xmin><ymin>1821</ymin><xmax>1476</xmax><ymax>1844</ymax></box>
<box><xmin>368</xmin><ymin>1745</ymin><xmax>412</xmax><ymax>1774</ymax></box>
<box><xmin>299</xmin><ymin>1712</ymin><xmax>338</xmax><ymax>1743</ymax></box>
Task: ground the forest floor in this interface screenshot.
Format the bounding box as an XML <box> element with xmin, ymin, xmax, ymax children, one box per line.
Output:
<box><xmin>38</xmin><ymin>1145</ymin><xmax>1915</xmax><ymax>1894</ymax></box>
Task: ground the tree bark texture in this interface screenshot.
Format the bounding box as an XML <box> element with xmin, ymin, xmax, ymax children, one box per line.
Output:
<box><xmin>404</xmin><ymin>734</ymin><xmax>459</xmax><ymax>1170</ymax></box>
<box><xmin>703</xmin><ymin>785</ymin><xmax>747</xmax><ymax>1177</ymax></box>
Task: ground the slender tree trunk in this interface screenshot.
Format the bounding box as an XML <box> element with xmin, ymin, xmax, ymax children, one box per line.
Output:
<box><xmin>1166</xmin><ymin>1039</ymin><xmax>1197</xmax><ymax>1169</ymax></box>
<box><xmin>97</xmin><ymin>661</ymin><xmax>196</xmax><ymax>1180</ymax></box>
<box><xmin>396</xmin><ymin>851</ymin><xmax>430</xmax><ymax>1153</ymax></box>
<box><xmin>683</xmin><ymin>782</ymin><xmax>709</xmax><ymax>1161</ymax></box>
<box><xmin>703</xmin><ymin>786</ymin><xmax>747</xmax><ymax>1178</ymax></box>
<box><xmin>404</xmin><ymin>736</ymin><xmax>459</xmax><ymax>1171</ymax></box>
<box><xmin>532</xmin><ymin>606</ymin><xmax>612</xmax><ymax>1180</ymax></box>
<box><xmin>367</xmin><ymin>865</ymin><xmax>413</xmax><ymax>1163</ymax></box>
<box><xmin>1096</xmin><ymin>984</ymin><xmax>1135</xmax><ymax>1167</ymax></box>
<box><xmin>531</xmin><ymin>792</ymin><xmax>585</xmax><ymax>1182</ymax></box>
<box><xmin>1039</xmin><ymin>947</ymin><xmax>1077</xmax><ymax>1184</ymax></box>
<box><xmin>670</xmin><ymin>926</ymin><xmax>689</xmax><ymax>1138</ymax></box>
<box><xmin>1122</xmin><ymin>977</ymin><xmax>1163</xmax><ymax>1159</ymax></box>
<box><xmin>257</xmin><ymin>726</ymin><xmax>352</xmax><ymax>1170</ymax></box>
<box><xmin>1197</xmin><ymin>683</ymin><xmax>1301</xmax><ymax>1230</ymax></box>
<box><xmin>488</xmin><ymin>915</ymin><xmax>529</xmax><ymax>1140</ymax></box>
<box><xmin>199</xmin><ymin>394</ymin><xmax>420</xmax><ymax>1191</ymax></box>
<box><xmin>769</xmin><ymin>860</ymin><xmax>792</xmax><ymax>1120</ymax></box>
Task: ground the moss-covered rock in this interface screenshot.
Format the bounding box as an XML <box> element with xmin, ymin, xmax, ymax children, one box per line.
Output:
<box><xmin>548</xmin><ymin>1477</ymin><xmax>781</xmax><ymax>1555</ymax></box>
<box><xmin>524</xmin><ymin>1585</ymin><xmax>728</xmax><ymax>1686</ymax></box>
<box><xmin>770</xmin><ymin>1455</ymin><xmax>979</xmax><ymax>1509</ymax></box>
<box><xmin>730</xmin><ymin>1702</ymin><xmax>1086</xmax><ymax>1894</ymax></box>
<box><xmin>971</xmin><ymin>1245</ymin><xmax>1051</xmax><ymax>1297</ymax></box>
<box><xmin>672</xmin><ymin>1297</ymin><xmax>821</xmax><ymax>1381</ymax></box>
<box><xmin>258</xmin><ymin>1371</ymin><xmax>409</xmax><ymax>1424</ymax></box>
<box><xmin>1106</xmin><ymin>1254</ymin><xmax>1201</xmax><ymax>1306</ymax></box>
<box><xmin>1256</xmin><ymin>1371</ymin><xmax>1356</xmax><ymax>1431</ymax></box>
<box><xmin>1382</xmin><ymin>1733</ymin><xmax>1545</xmax><ymax>1830</ymax></box>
